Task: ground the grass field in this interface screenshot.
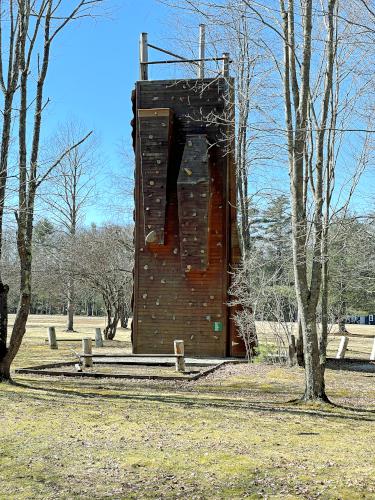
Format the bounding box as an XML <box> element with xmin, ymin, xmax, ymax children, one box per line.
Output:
<box><xmin>1</xmin><ymin>315</ymin><xmax>375</xmax><ymax>499</ymax></box>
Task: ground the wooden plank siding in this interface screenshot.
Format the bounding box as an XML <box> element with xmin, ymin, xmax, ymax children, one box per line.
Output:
<box><xmin>132</xmin><ymin>78</ymin><xmax>245</xmax><ymax>357</ymax></box>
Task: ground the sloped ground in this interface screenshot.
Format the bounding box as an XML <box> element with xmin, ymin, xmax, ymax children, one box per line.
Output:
<box><xmin>1</xmin><ymin>315</ymin><xmax>375</xmax><ymax>499</ymax></box>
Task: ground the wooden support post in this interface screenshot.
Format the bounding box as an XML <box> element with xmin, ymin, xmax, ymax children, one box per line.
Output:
<box><xmin>198</xmin><ymin>24</ymin><xmax>206</xmax><ymax>79</ymax></box>
<box><xmin>222</xmin><ymin>52</ymin><xmax>230</xmax><ymax>78</ymax></box>
<box><xmin>336</xmin><ymin>335</ymin><xmax>349</xmax><ymax>359</ymax></box>
<box><xmin>140</xmin><ymin>32</ymin><xmax>148</xmax><ymax>81</ymax></box>
<box><xmin>95</xmin><ymin>328</ymin><xmax>103</xmax><ymax>348</ymax></box>
<box><xmin>47</xmin><ymin>326</ymin><xmax>58</xmax><ymax>349</ymax></box>
<box><xmin>370</xmin><ymin>338</ymin><xmax>375</xmax><ymax>361</ymax></box>
<box><xmin>82</xmin><ymin>337</ymin><xmax>93</xmax><ymax>368</ymax></box>
<box><xmin>174</xmin><ymin>340</ymin><xmax>185</xmax><ymax>372</ymax></box>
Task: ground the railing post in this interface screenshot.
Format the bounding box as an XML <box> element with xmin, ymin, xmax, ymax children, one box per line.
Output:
<box><xmin>95</xmin><ymin>328</ymin><xmax>103</xmax><ymax>348</ymax></box>
<box><xmin>222</xmin><ymin>52</ymin><xmax>230</xmax><ymax>78</ymax></box>
<box><xmin>336</xmin><ymin>336</ymin><xmax>349</xmax><ymax>359</ymax></box>
<box><xmin>198</xmin><ymin>24</ymin><xmax>206</xmax><ymax>79</ymax></box>
<box><xmin>174</xmin><ymin>340</ymin><xmax>186</xmax><ymax>372</ymax></box>
<box><xmin>47</xmin><ymin>326</ymin><xmax>58</xmax><ymax>350</ymax></box>
<box><xmin>82</xmin><ymin>337</ymin><xmax>93</xmax><ymax>368</ymax></box>
<box><xmin>370</xmin><ymin>338</ymin><xmax>375</xmax><ymax>361</ymax></box>
<box><xmin>140</xmin><ymin>32</ymin><xmax>149</xmax><ymax>81</ymax></box>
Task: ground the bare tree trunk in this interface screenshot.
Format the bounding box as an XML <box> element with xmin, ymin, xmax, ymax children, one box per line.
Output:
<box><xmin>103</xmin><ymin>306</ymin><xmax>119</xmax><ymax>340</ymax></box>
<box><xmin>320</xmin><ymin>228</ymin><xmax>329</xmax><ymax>365</ymax></box>
<box><xmin>0</xmin><ymin>283</ymin><xmax>9</xmax><ymax>380</ymax></box>
<box><xmin>66</xmin><ymin>278</ymin><xmax>75</xmax><ymax>331</ymax></box>
<box><xmin>120</xmin><ymin>307</ymin><xmax>129</xmax><ymax>329</ymax></box>
<box><xmin>296</xmin><ymin>316</ymin><xmax>304</xmax><ymax>367</ymax></box>
<box><xmin>0</xmin><ymin>283</ymin><xmax>9</xmax><ymax>357</ymax></box>
<box><xmin>337</xmin><ymin>301</ymin><xmax>348</xmax><ymax>333</ymax></box>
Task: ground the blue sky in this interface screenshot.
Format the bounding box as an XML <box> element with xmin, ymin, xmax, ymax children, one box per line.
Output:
<box><xmin>38</xmin><ymin>0</ymin><xmax>374</xmax><ymax>225</ymax></box>
<box><xmin>42</xmin><ymin>0</ymin><xmax>179</xmax><ymax>224</ymax></box>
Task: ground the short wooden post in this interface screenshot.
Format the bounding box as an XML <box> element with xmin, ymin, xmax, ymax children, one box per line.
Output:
<box><xmin>336</xmin><ymin>335</ymin><xmax>349</xmax><ymax>359</ymax></box>
<box><xmin>82</xmin><ymin>337</ymin><xmax>93</xmax><ymax>368</ymax></box>
<box><xmin>198</xmin><ymin>24</ymin><xmax>206</xmax><ymax>79</ymax></box>
<box><xmin>47</xmin><ymin>326</ymin><xmax>58</xmax><ymax>349</ymax></box>
<box><xmin>370</xmin><ymin>338</ymin><xmax>375</xmax><ymax>361</ymax></box>
<box><xmin>222</xmin><ymin>52</ymin><xmax>230</xmax><ymax>78</ymax></box>
<box><xmin>95</xmin><ymin>328</ymin><xmax>103</xmax><ymax>348</ymax></box>
<box><xmin>139</xmin><ymin>32</ymin><xmax>148</xmax><ymax>81</ymax></box>
<box><xmin>174</xmin><ymin>340</ymin><xmax>185</xmax><ymax>372</ymax></box>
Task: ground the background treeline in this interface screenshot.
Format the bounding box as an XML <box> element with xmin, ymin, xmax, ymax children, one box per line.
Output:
<box><xmin>2</xmin><ymin>221</ymin><xmax>133</xmax><ymax>337</ymax></box>
<box><xmin>230</xmin><ymin>195</ymin><xmax>375</xmax><ymax>329</ymax></box>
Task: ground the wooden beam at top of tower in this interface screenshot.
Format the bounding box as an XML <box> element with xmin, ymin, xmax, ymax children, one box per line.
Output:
<box><xmin>177</xmin><ymin>134</ymin><xmax>210</xmax><ymax>271</ymax></box>
<box><xmin>138</xmin><ymin>108</ymin><xmax>173</xmax><ymax>245</ymax></box>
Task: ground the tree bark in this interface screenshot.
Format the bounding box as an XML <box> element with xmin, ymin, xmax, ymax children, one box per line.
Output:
<box><xmin>66</xmin><ymin>278</ymin><xmax>75</xmax><ymax>331</ymax></box>
<box><xmin>0</xmin><ymin>283</ymin><xmax>9</xmax><ymax>359</ymax></box>
<box><xmin>300</xmin><ymin>310</ymin><xmax>327</xmax><ymax>401</ymax></box>
<box><xmin>296</xmin><ymin>316</ymin><xmax>304</xmax><ymax>367</ymax></box>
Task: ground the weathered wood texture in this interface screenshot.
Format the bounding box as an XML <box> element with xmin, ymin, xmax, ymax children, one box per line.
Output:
<box><xmin>177</xmin><ymin>134</ymin><xmax>209</xmax><ymax>271</ymax></box>
<box><xmin>82</xmin><ymin>337</ymin><xmax>93</xmax><ymax>367</ymax></box>
<box><xmin>95</xmin><ymin>328</ymin><xmax>103</xmax><ymax>348</ymax></box>
<box><xmin>336</xmin><ymin>336</ymin><xmax>349</xmax><ymax>359</ymax></box>
<box><xmin>132</xmin><ymin>78</ymin><xmax>245</xmax><ymax>357</ymax></box>
<box><xmin>138</xmin><ymin>108</ymin><xmax>173</xmax><ymax>244</ymax></box>
<box><xmin>47</xmin><ymin>326</ymin><xmax>58</xmax><ymax>350</ymax></box>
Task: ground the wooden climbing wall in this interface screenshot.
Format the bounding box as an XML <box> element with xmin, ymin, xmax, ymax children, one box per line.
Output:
<box><xmin>132</xmin><ymin>78</ymin><xmax>245</xmax><ymax>357</ymax></box>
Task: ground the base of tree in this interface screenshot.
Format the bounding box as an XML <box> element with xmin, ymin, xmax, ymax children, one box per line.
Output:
<box><xmin>289</xmin><ymin>392</ymin><xmax>332</xmax><ymax>405</ymax></box>
<box><xmin>299</xmin><ymin>393</ymin><xmax>332</xmax><ymax>405</ymax></box>
<box><xmin>0</xmin><ymin>363</ymin><xmax>12</xmax><ymax>383</ymax></box>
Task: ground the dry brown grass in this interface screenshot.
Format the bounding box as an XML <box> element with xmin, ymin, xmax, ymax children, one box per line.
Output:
<box><xmin>1</xmin><ymin>314</ymin><xmax>375</xmax><ymax>499</ymax></box>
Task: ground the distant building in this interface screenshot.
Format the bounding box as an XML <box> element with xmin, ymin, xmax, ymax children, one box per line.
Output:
<box><xmin>346</xmin><ymin>314</ymin><xmax>375</xmax><ymax>326</ymax></box>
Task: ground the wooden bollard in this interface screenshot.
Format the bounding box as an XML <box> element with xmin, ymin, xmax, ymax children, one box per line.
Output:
<box><xmin>336</xmin><ymin>336</ymin><xmax>349</xmax><ymax>359</ymax></box>
<box><xmin>47</xmin><ymin>327</ymin><xmax>58</xmax><ymax>349</ymax></box>
<box><xmin>82</xmin><ymin>337</ymin><xmax>93</xmax><ymax>368</ymax></box>
<box><xmin>370</xmin><ymin>338</ymin><xmax>375</xmax><ymax>361</ymax></box>
<box><xmin>95</xmin><ymin>328</ymin><xmax>103</xmax><ymax>348</ymax></box>
<box><xmin>174</xmin><ymin>340</ymin><xmax>186</xmax><ymax>372</ymax></box>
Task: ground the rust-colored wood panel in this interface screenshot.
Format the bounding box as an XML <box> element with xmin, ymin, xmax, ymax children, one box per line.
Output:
<box><xmin>138</xmin><ymin>108</ymin><xmax>173</xmax><ymax>245</ymax></box>
<box><xmin>132</xmin><ymin>78</ymin><xmax>245</xmax><ymax>358</ymax></box>
<box><xmin>177</xmin><ymin>134</ymin><xmax>210</xmax><ymax>271</ymax></box>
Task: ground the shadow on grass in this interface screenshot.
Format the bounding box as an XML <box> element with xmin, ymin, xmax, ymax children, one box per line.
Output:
<box><xmin>326</xmin><ymin>359</ymin><xmax>375</xmax><ymax>374</ymax></box>
<box><xmin>9</xmin><ymin>377</ymin><xmax>375</xmax><ymax>423</ymax></box>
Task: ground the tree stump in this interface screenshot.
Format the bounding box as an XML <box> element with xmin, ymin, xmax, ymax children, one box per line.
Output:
<box><xmin>82</xmin><ymin>337</ymin><xmax>93</xmax><ymax>367</ymax></box>
<box><xmin>95</xmin><ymin>328</ymin><xmax>103</xmax><ymax>348</ymax></box>
<box><xmin>336</xmin><ymin>336</ymin><xmax>349</xmax><ymax>359</ymax></box>
<box><xmin>48</xmin><ymin>327</ymin><xmax>58</xmax><ymax>350</ymax></box>
<box><xmin>174</xmin><ymin>340</ymin><xmax>185</xmax><ymax>372</ymax></box>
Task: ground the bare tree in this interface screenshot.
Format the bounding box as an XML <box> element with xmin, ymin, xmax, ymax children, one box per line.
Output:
<box><xmin>44</xmin><ymin>122</ymin><xmax>98</xmax><ymax>331</ymax></box>
<box><xmin>73</xmin><ymin>225</ymin><xmax>133</xmax><ymax>340</ymax></box>
<box><xmin>162</xmin><ymin>0</ymin><xmax>374</xmax><ymax>401</ymax></box>
<box><xmin>0</xmin><ymin>0</ymin><xmax>103</xmax><ymax>382</ymax></box>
